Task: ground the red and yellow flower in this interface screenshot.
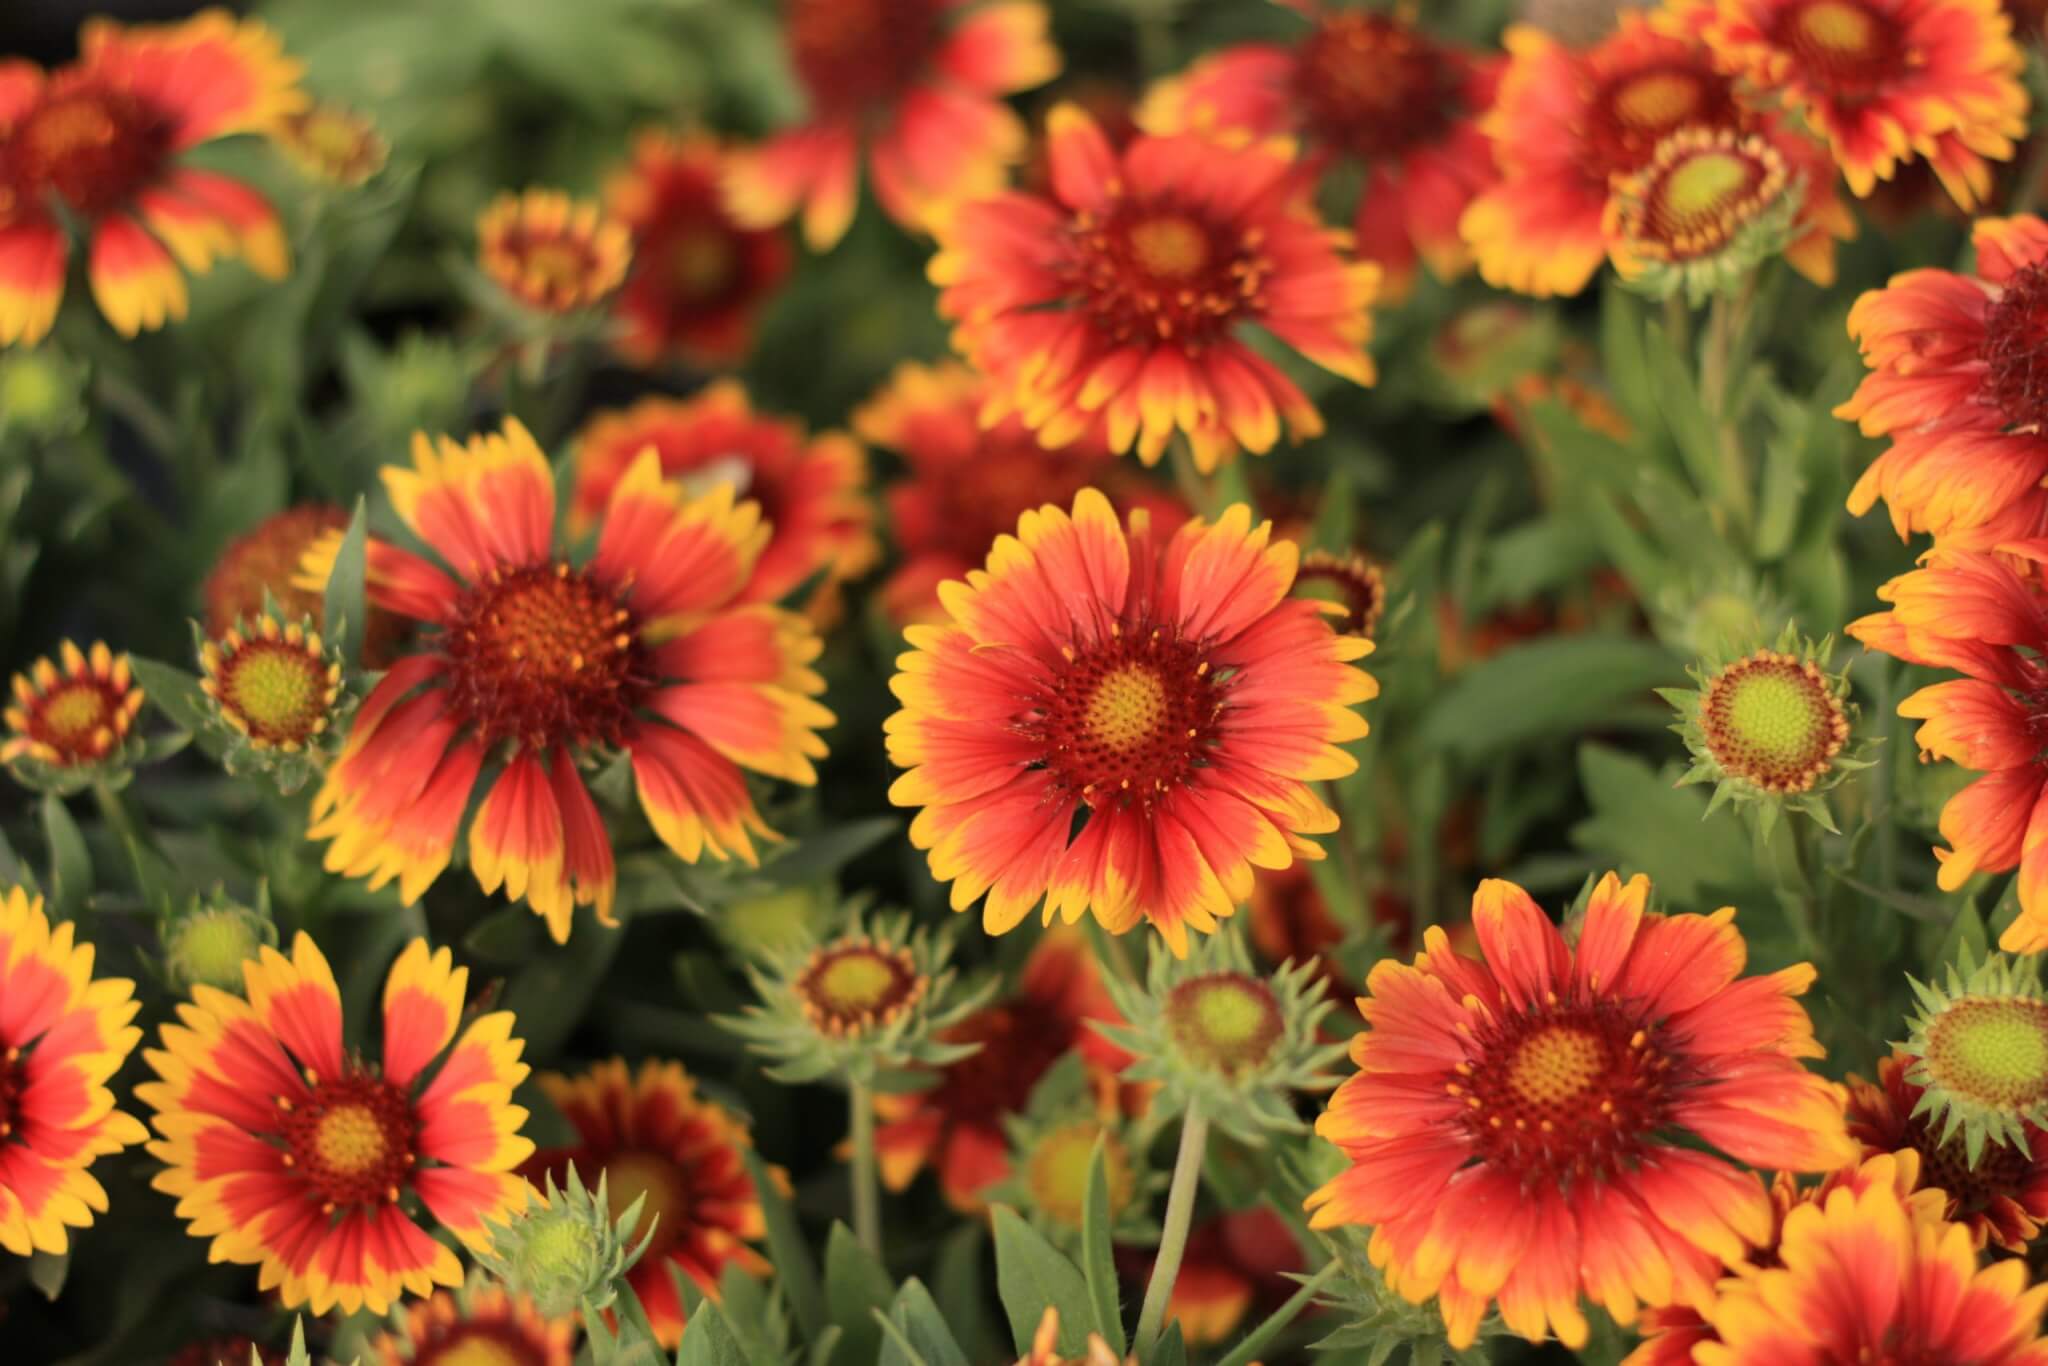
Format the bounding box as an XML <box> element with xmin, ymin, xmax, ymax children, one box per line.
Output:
<box><xmin>364</xmin><ymin>1282</ymin><xmax>574</xmax><ymax>1366</ymax></box>
<box><xmin>0</xmin><ymin>9</ymin><xmax>301</xmax><ymax>344</ymax></box>
<box><xmin>1703</xmin><ymin>0</ymin><xmax>2028</xmax><ymax>210</ymax></box>
<box><xmin>1139</xmin><ymin>3</ymin><xmax>1500</xmax><ymax>291</ymax></box>
<box><xmin>1838</xmin><ymin>216</ymin><xmax>2048</xmax><ymax>546</ymax></box>
<box><xmin>304</xmin><ymin>418</ymin><xmax>833</xmax><ymax>942</ymax></box>
<box><xmin>1307</xmin><ymin>872</ymin><xmax>1855</xmax><ymax>1350</ymax></box>
<box><xmin>568</xmin><ymin>384</ymin><xmax>877</xmax><ymax>612</ymax></box>
<box><xmin>872</xmin><ymin>928</ymin><xmax>1130</xmax><ymax>1210</ymax></box>
<box><xmin>1847</xmin><ymin>1050</ymin><xmax>2048</xmax><ymax>1251</ymax></box>
<box><xmin>724</xmin><ymin>0</ymin><xmax>1061</xmax><ymax>249</ymax></box>
<box><xmin>139</xmin><ymin>936</ymin><xmax>534</xmax><ymax>1315</ymax></box>
<box><xmin>204</xmin><ymin>504</ymin><xmax>349</xmax><ymax>636</ymax></box>
<box><xmin>476</xmin><ymin>189</ymin><xmax>631</xmax><ymax>315</ymax></box>
<box><xmin>886</xmin><ymin>489</ymin><xmax>1377</xmax><ymax>956</ymax></box>
<box><xmin>1459</xmin><ymin>14</ymin><xmax>1850</xmax><ymax>298</ymax></box>
<box><xmin>604</xmin><ymin>129</ymin><xmax>791</xmax><ymax>368</ymax></box>
<box><xmin>0</xmin><ymin>886</ymin><xmax>148</xmax><ymax>1257</ymax></box>
<box><xmin>523</xmin><ymin>1059</ymin><xmax>774</xmax><ymax>1348</ymax></box>
<box><xmin>2</xmin><ymin>639</ymin><xmax>145</xmax><ymax>776</ymax></box>
<box><xmin>930</xmin><ymin>105</ymin><xmax>1379</xmax><ymax>473</ymax></box>
<box><xmin>273</xmin><ymin>103</ymin><xmax>386</xmax><ymax>188</ymax></box>
<box><xmin>853</xmin><ymin>360</ymin><xmax>1182</xmax><ymax>625</ymax></box>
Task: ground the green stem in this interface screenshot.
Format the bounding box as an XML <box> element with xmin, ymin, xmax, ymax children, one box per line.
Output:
<box><xmin>849</xmin><ymin>1079</ymin><xmax>882</xmax><ymax>1259</ymax></box>
<box><xmin>1213</xmin><ymin>1261</ymin><xmax>1341</xmax><ymax>1366</ymax></box>
<box><xmin>1135</xmin><ymin>1105</ymin><xmax>1209</xmax><ymax>1352</ymax></box>
<box><xmin>1168</xmin><ymin>438</ymin><xmax>1217</xmax><ymax>520</ymax></box>
<box><xmin>1319</xmin><ymin>777</ymin><xmax>1368</xmax><ymax>915</ymax></box>
<box><xmin>1700</xmin><ymin>285</ymin><xmax>1756</xmax><ymax>533</ymax></box>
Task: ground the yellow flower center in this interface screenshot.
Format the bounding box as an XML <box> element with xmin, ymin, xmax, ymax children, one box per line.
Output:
<box><xmin>1610</xmin><ymin>72</ymin><xmax>1703</xmax><ymax>131</ymax></box>
<box><xmin>1164</xmin><ymin>972</ymin><xmax>1285</xmax><ymax>1077</ymax></box>
<box><xmin>224</xmin><ymin>643</ymin><xmax>322</xmax><ymax>734</ymax></box>
<box><xmin>299</xmin><ymin>110</ymin><xmax>365</xmax><ymax>162</ymax></box>
<box><xmin>603</xmin><ymin>1150</ymin><xmax>689</xmax><ymax>1257</ymax></box>
<box><xmin>794</xmin><ymin>939</ymin><xmax>925</xmax><ymax>1037</ymax></box>
<box><xmin>165</xmin><ymin>907</ymin><xmax>263</xmax><ymax>993</ymax></box>
<box><xmin>1663</xmin><ymin>151</ymin><xmax>1750</xmax><ymax>217</ymax></box>
<box><xmin>1794</xmin><ymin>0</ymin><xmax>1879</xmax><ymax>55</ymax></box>
<box><xmin>1125</xmin><ymin>216</ymin><xmax>1210</xmax><ymax>280</ymax></box>
<box><xmin>525</xmin><ymin>242</ymin><xmax>591</xmax><ymax>295</ymax></box>
<box><xmin>431</xmin><ymin>1336</ymin><xmax>528</xmax><ymax>1366</ymax></box>
<box><xmin>39</xmin><ymin>684</ymin><xmax>110</xmax><ymax>744</ymax></box>
<box><xmin>1508</xmin><ymin>1026</ymin><xmax>1606</xmax><ymax>1108</ymax></box>
<box><xmin>1086</xmin><ymin>666</ymin><xmax>1169</xmax><ymax>751</ymax></box>
<box><xmin>314</xmin><ymin>1103</ymin><xmax>389</xmax><ymax>1174</ymax></box>
<box><xmin>1700</xmin><ymin>650</ymin><xmax>1847</xmax><ymax>794</ymax></box>
<box><xmin>1925</xmin><ymin>998</ymin><xmax>2048</xmax><ymax>1111</ymax></box>
<box><xmin>1026</xmin><ymin>1121</ymin><xmax>1132</xmax><ymax>1228</ymax></box>
<box><xmin>668</xmin><ymin>229</ymin><xmax>737</xmax><ymax>298</ymax></box>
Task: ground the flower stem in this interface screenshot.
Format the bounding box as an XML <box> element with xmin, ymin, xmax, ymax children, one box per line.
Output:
<box><xmin>1213</xmin><ymin>1260</ymin><xmax>1342</xmax><ymax>1366</ymax></box>
<box><xmin>1135</xmin><ymin>1104</ymin><xmax>1210</xmax><ymax>1352</ymax></box>
<box><xmin>1168</xmin><ymin>438</ymin><xmax>1218</xmax><ymax>520</ymax></box>
<box><xmin>849</xmin><ymin>1078</ymin><xmax>883</xmax><ymax>1259</ymax></box>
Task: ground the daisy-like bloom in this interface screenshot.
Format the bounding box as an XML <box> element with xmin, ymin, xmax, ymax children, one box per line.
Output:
<box><xmin>274</xmin><ymin>103</ymin><xmax>386</xmax><ymax>188</ymax></box>
<box><xmin>2</xmin><ymin>639</ymin><xmax>145</xmax><ymax>784</ymax></box>
<box><xmin>855</xmin><ymin>359</ymin><xmax>1182</xmax><ymax>625</ymax></box>
<box><xmin>203</xmin><ymin>504</ymin><xmax>348</xmax><ymax>634</ymax></box>
<box><xmin>523</xmin><ymin>1059</ymin><xmax>772</xmax><ymax>1348</ymax></box>
<box><xmin>1691</xmin><ymin>1172</ymin><xmax>2048</xmax><ymax>1364</ymax></box>
<box><xmin>476</xmin><ymin>189</ymin><xmax>631</xmax><ymax>315</ymax></box>
<box><xmin>1138</xmin><ymin>3</ymin><xmax>1500</xmax><ymax>291</ymax></box>
<box><xmin>887</xmin><ymin>489</ymin><xmax>1377</xmax><ymax>955</ymax></box>
<box><xmin>1460</xmin><ymin>14</ymin><xmax>1848</xmax><ymax>299</ymax></box>
<box><xmin>0</xmin><ymin>10</ymin><xmax>302</xmax><ymax>345</ymax></box>
<box><xmin>1307</xmin><ymin>872</ymin><xmax>1857</xmax><ymax>1351</ymax></box>
<box><xmin>139</xmin><ymin>936</ymin><xmax>534</xmax><ymax>1315</ymax></box>
<box><xmin>1837</xmin><ymin>216</ymin><xmax>2048</xmax><ymax>546</ymax></box>
<box><xmin>1848</xmin><ymin>548</ymin><xmax>2048</xmax><ymax>949</ymax></box>
<box><xmin>364</xmin><ymin>1281</ymin><xmax>573</xmax><ymax>1366</ymax></box>
<box><xmin>199</xmin><ymin>613</ymin><xmax>343</xmax><ymax>754</ymax></box>
<box><xmin>1848</xmin><ymin>1051</ymin><xmax>2048</xmax><ymax>1251</ymax></box>
<box><xmin>605</xmin><ymin>129</ymin><xmax>791</xmax><ymax>368</ymax></box>
<box><xmin>303</xmin><ymin>418</ymin><xmax>833</xmax><ymax>943</ymax></box>
<box><xmin>0</xmin><ymin>886</ymin><xmax>148</xmax><ymax>1256</ymax></box>
<box><xmin>567</xmin><ymin>384</ymin><xmax>877</xmax><ymax>611</ymax></box>
<box><xmin>873</xmin><ymin>928</ymin><xmax>1128</xmax><ymax>1211</ymax></box>
<box><xmin>932</xmin><ymin>105</ymin><xmax>1379</xmax><ymax>473</ymax></box>
<box><xmin>1122</xmin><ymin>1207</ymin><xmax>1304</xmax><ymax>1346</ymax></box>
<box><xmin>1703</xmin><ymin>0</ymin><xmax>2028</xmax><ymax>210</ymax></box>
<box><xmin>723</xmin><ymin>0</ymin><xmax>1061</xmax><ymax>250</ymax></box>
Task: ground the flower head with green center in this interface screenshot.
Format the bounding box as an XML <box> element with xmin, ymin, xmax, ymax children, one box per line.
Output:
<box><xmin>1097</xmin><ymin>931</ymin><xmax>1345</xmax><ymax>1144</ymax></box>
<box><xmin>716</xmin><ymin>909</ymin><xmax>992</xmax><ymax>1086</ymax></box>
<box><xmin>987</xmin><ymin>1051</ymin><xmax>1156</xmax><ymax>1245</ymax></box>
<box><xmin>1901</xmin><ymin>949</ymin><xmax>2048</xmax><ymax>1167</ymax></box>
<box><xmin>196</xmin><ymin>612</ymin><xmax>352</xmax><ymax>794</ymax></box>
<box><xmin>1661</xmin><ymin>626</ymin><xmax>1869</xmax><ymax>834</ymax></box>
<box><xmin>158</xmin><ymin>890</ymin><xmax>277</xmax><ymax>995</ymax></box>
<box><xmin>0</xmin><ymin>347</ymin><xmax>87</xmax><ymax>442</ymax></box>
<box><xmin>1605</xmin><ymin>125</ymin><xmax>1806</xmax><ymax>305</ymax></box>
<box><xmin>475</xmin><ymin>1163</ymin><xmax>654</xmax><ymax>1319</ymax></box>
<box><xmin>2</xmin><ymin>639</ymin><xmax>148</xmax><ymax>794</ymax></box>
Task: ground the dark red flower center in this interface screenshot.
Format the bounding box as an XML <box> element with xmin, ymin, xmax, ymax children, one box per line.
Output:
<box><xmin>278</xmin><ymin>1070</ymin><xmax>418</xmax><ymax>1210</ymax></box>
<box><xmin>1028</xmin><ymin>625</ymin><xmax>1225</xmax><ymax>812</ymax></box>
<box><xmin>1981</xmin><ymin>262</ymin><xmax>2048</xmax><ymax>431</ymax></box>
<box><xmin>1293</xmin><ymin>13</ymin><xmax>1461</xmax><ymax>161</ymax></box>
<box><xmin>1906</xmin><ymin>1114</ymin><xmax>2036</xmax><ymax>1217</ymax></box>
<box><xmin>786</xmin><ymin>0</ymin><xmax>949</xmax><ymax>120</ymax></box>
<box><xmin>0</xmin><ymin>1044</ymin><xmax>22</xmax><ymax>1144</ymax></box>
<box><xmin>0</xmin><ymin>85</ymin><xmax>175</xmax><ymax>220</ymax></box>
<box><xmin>1059</xmin><ymin>202</ymin><xmax>1275</xmax><ymax>352</ymax></box>
<box><xmin>600</xmin><ymin>1148</ymin><xmax>692</xmax><ymax>1260</ymax></box>
<box><xmin>1770</xmin><ymin>0</ymin><xmax>1903</xmax><ymax>95</ymax></box>
<box><xmin>438</xmin><ymin>562</ymin><xmax>651</xmax><ymax>753</ymax></box>
<box><xmin>1455</xmin><ymin>1002</ymin><xmax>1677</xmax><ymax>1188</ymax></box>
<box><xmin>1586</xmin><ymin>63</ymin><xmax>1739</xmax><ymax>179</ymax></box>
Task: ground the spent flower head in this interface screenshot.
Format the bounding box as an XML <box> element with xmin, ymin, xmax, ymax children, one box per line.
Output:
<box><xmin>2</xmin><ymin>639</ymin><xmax>148</xmax><ymax>794</ymax></box>
<box><xmin>196</xmin><ymin>612</ymin><xmax>352</xmax><ymax>794</ymax></box>
<box><xmin>1097</xmin><ymin>931</ymin><xmax>1346</xmax><ymax>1144</ymax></box>
<box><xmin>717</xmin><ymin>907</ymin><xmax>993</xmax><ymax>1086</ymax></box>
<box><xmin>158</xmin><ymin>889</ymin><xmax>277</xmax><ymax>996</ymax></box>
<box><xmin>476</xmin><ymin>1164</ymin><xmax>654</xmax><ymax>1319</ymax></box>
<box><xmin>1900</xmin><ymin>948</ymin><xmax>2048</xmax><ymax>1167</ymax></box>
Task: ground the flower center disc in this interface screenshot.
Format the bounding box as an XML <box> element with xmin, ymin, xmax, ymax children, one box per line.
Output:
<box><xmin>795</xmin><ymin>941</ymin><xmax>923</xmax><ymax>1035</ymax></box>
<box><xmin>1062</xmin><ymin>207</ymin><xmax>1273</xmax><ymax>350</ymax></box>
<box><xmin>420</xmin><ymin>1332</ymin><xmax>533</xmax><ymax>1366</ymax></box>
<box><xmin>1776</xmin><ymin>0</ymin><xmax>1897</xmax><ymax>92</ymax></box>
<box><xmin>666</xmin><ymin>228</ymin><xmax>738</xmax><ymax>301</ymax></box>
<box><xmin>1293</xmin><ymin>13</ymin><xmax>1457</xmax><ymax>159</ymax></box>
<box><xmin>1925</xmin><ymin>998</ymin><xmax>2048</xmax><ymax>1112</ymax></box>
<box><xmin>220</xmin><ymin>640</ymin><xmax>331</xmax><ymax>746</ymax></box>
<box><xmin>440</xmin><ymin>562</ymin><xmax>648</xmax><ymax>752</ymax></box>
<box><xmin>1981</xmin><ymin>263</ymin><xmax>2048</xmax><ymax>431</ymax></box>
<box><xmin>1700</xmin><ymin>652</ymin><xmax>1847</xmax><ymax>794</ymax></box>
<box><xmin>1589</xmin><ymin>66</ymin><xmax>1733</xmax><ymax>177</ymax></box>
<box><xmin>1027</xmin><ymin>1121</ymin><xmax>1131</xmax><ymax>1227</ymax></box>
<box><xmin>1460</xmin><ymin>1007</ymin><xmax>1673</xmax><ymax>1187</ymax></box>
<box><xmin>1</xmin><ymin>86</ymin><xmax>173</xmax><ymax>219</ymax></box>
<box><xmin>1628</xmin><ymin>134</ymin><xmax>1785</xmax><ymax>261</ymax></box>
<box><xmin>1907</xmin><ymin>1112</ymin><xmax>2036</xmax><ymax>1216</ymax></box>
<box><xmin>166</xmin><ymin>908</ymin><xmax>263</xmax><ymax>992</ymax></box>
<box><xmin>280</xmin><ymin>1073</ymin><xmax>416</xmax><ymax>1208</ymax></box>
<box><xmin>36</xmin><ymin>683</ymin><xmax>115</xmax><ymax>753</ymax></box>
<box><xmin>1035</xmin><ymin>630</ymin><xmax>1223</xmax><ymax>811</ymax></box>
<box><xmin>786</xmin><ymin>0</ymin><xmax>948</xmax><ymax>118</ymax></box>
<box><xmin>602</xmin><ymin>1149</ymin><xmax>691</xmax><ymax>1259</ymax></box>
<box><xmin>1164</xmin><ymin>972</ymin><xmax>1285</xmax><ymax>1076</ymax></box>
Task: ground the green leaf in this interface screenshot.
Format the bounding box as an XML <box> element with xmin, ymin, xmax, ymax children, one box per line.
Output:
<box><xmin>991</xmin><ymin>1205</ymin><xmax>1092</xmax><ymax>1359</ymax></box>
<box><xmin>757</xmin><ymin>817</ymin><xmax>903</xmax><ymax>888</ymax></box>
<box><xmin>128</xmin><ymin>655</ymin><xmax>214</xmax><ymax>736</ymax></box>
<box><xmin>462</xmin><ymin>905</ymin><xmax>547</xmax><ymax>962</ymax></box>
<box><xmin>40</xmin><ymin>792</ymin><xmax>90</xmax><ymax>921</ymax></box>
<box><xmin>1931</xmin><ymin>898</ymin><xmax>1990</xmax><ymax>970</ymax></box>
<box><xmin>1598</xmin><ymin>283</ymin><xmax>1655</xmax><ymax>432</ymax></box>
<box><xmin>879</xmin><ymin>1280</ymin><xmax>969</xmax><ymax>1366</ymax></box>
<box><xmin>27</xmin><ymin>1249</ymin><xmax>67</xmax><ymax>1300</ymax></box>
<box><xmin>743</xmin><ymin>1145</ymin><xmax>826</xmax><ymax>1339</ymax></box>
<box><xmin>1570</xmin><ymin>743</ymin><xmax>1760</xmax><ymax>905</ymax></box>
<box><xmin>325</xmin><ymin>497</ymin><xmax>369</xmax><ymax>669</ymax></box>
<box><xmin>824</xmin><ymin>1222</ymin><xmax>894</xmax><ymax>1366</ymax></box>
<box><xmin>1642</xmin><ymin>318</ymin><xmax>1726</xmax><ymax>505</ymax></box>
<box><xmin>284</xmin><ymin>1317</ymin><xmax>313</xmax><ymax>1366</ymax></box>
<box><xmin>873</xmin><ymin>1310</ymin><xmax>932</xmax><ymax>1366</ymax></box>
<box><xmin>1414</xmin><ymin>638</ymin><xmax>1682</xmax><ymax>763</ymax></box>
<box><xmin>1146</xmin><ymin>1320</ymin><xmax>1186</xmax><ymax>1366</ymax></box>
<box><xmin>1080</xmin><ymin>1137</ymin><xmax>1127</xmax><ymax>1355</ymax></box>
<box><xmin>677</xmin><ymin>1300</ymin><xmax>752</xmax><ymax>1366</ymax></box>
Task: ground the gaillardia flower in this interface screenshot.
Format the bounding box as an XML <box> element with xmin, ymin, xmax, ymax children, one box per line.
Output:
<box><xmin>605</xmin><ymin>129</ymin><xmax>791</xmax><ymax>368</ymax></box>
<box><xmin>198</xmin><ymin>612</ymin><xmax>350</xmax><ymax>794</ymax></box>
<box><xmin>2</xmin><ymin>639</ymin><xmax>146</xmax><ymax>793</ymax></box>
<box><xmin>476</xmin><ymin>189</ymin><xmax>631</xmax><ymax>316</ymax></box>
<box><xmin>886</xmin><ymin>490</ymin><xmax>1377</xmax><ymax>955</ymax></box>
<box><xmin>1837</xmin><ymin>216</ymin><xmax>2048</xmax><ymax>547</ymax></box>
<box><xmin>1703</xmin><ymin>0</ymin><xmax>2028</xmax><ymax>209</ymax></box>
<box><xmin>0</xmin><ymin>885</ymin><xmax>149</xmax><ymax>1256</ymax></box>
<box><xmin>363</xmin><ymin>1279</ymin><xmax>574</xmax><ymax>1366</ymax></box>
<box><xmin>1138</xmin><ymin>3</ymin><xmax>1500</xmax><ymax>290</ymax></box>
<box><xmin>0</xmin><ymin>9</ymin><xmax>302</xmax><ymax>345</ymax></box>
<box><xmin>274</xmin><ymin>103</ymin><xmax>387</xmax><ymax>188</ymax></box>
<box><xmin>1848</xmin><ymin>1050</ymin><xmax>2048</xmax><ymax>1251</ymax></box>
<box><xmin>158</xmin><ymin>890</ymin><xmax>277</xmax><ymax>996</ymax></box>
<box><xmin>139</xmin><ymin>936</ymin><xmax>535</xmax><ymax>1315</ymax></box>
<box><xmin>723</xmin><ymin>0</ymin><xmax>1061</xmax><ymax>249</ymax></box>
<box><xmin>522</xmin><ymin>1059</ymin><xmax>773</xmax><ymax>1347</ymax></box>
<box><xmin>568</xmin><ymin>384</ymin><xmax>877</xmax><ymax>611</ymax></box>
<box><xmin>930</xmin><ymin>105</ymin><xmax>1380</xmax><ymax>472</ymax></box>
<box><xmin>303</xmin><ymin>418</ymin><xmax>833</xmax><ymax>943</ymax></box>
<box><xmin>1896</xmin><ymin>951</ymin><xmax>2048</xmax><ymax>1162</ymax></box>
<box><xmin>1849</xmin><ymin>549</ymin><xmax>2048</xmax><ymax>950</ymax></box>
<box><xmin>1307</xmin><ymin>873</ymin><xmax>1855</xmax><ymax>1350</ymax></box>
<box><xmin>1691</xmin><ymin>1176</ymin><xmax>2048</xmax><ymax>1365</ymax></box>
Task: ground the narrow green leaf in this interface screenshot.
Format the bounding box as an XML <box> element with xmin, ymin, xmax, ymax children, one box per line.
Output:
<box><xmin>128</xmin><ymin>655</ymin><xmax>213</xmax><ymax>736</ymax></box>
<box><xmin>884</xmin><ymin>1280</ymin><xmax>970</xmax><ymax>1366</ymax></box>
<box><xmin>824</xmin><ymin>1221</ymin><xmax>893</xmax><ymax>1366</ymax></box>
<box><xmin>324</xmin><ymin>496</ymin><xmax>369</xmax><ymax>669</ymax></box>
<box><xmin>677</xmin><ymin>1299</ymin><xmax>751</xmax><ymax>1366</ymax></box>
<box><xmin>991</xmin><ymin>1205</ymin><xmax>1092</xmax><ymax>1359</ymax></box>
<box><xmin>27</xmin><ymin>1250</ymin><xmax>67</xmax><ymax>1300</ymax></box>
<box><xmin>743</xmin><ymin>1146</ymin><xmax>826</xmax><ymax>1338</ymax></box>
<box><xmin>1598</xmin><ymin>282</ymin><xmax>1655</xmax><ymax>431</ymax></box>
<box><xmin>1080</xmin><ymin>1137</ymin><xmax>1127</xmax><ymax>1355</ymax></box>
<box><xmin>1414</xmin><ymin>638</ymin><xmax>1682</xmax><ymax>763</ymax></box>
<box><xmin>873</xmin><ymin>1309</ymin><xmax>933</xmax><ymax>1366</ymax></box>
<box><xmin>1642</xmin><ymin>321</ymin><xmax>1725</xmax><ymax>505</ymax></box>
<box><xmin>40</xmin><ymin>792</ymin><xmax>89</xmax><ymax>920</ymax></box>
<box><xmin>757</xmin><ymin>816</ymin><xmax>903</xmax><ymax>887</ymax></box>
